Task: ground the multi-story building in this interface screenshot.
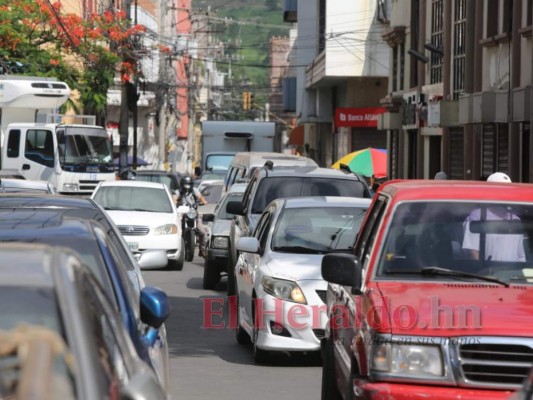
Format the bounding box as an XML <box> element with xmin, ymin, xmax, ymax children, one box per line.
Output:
<box><xmin>381</xmin><ymin>0</ymin><xmax>532</xmax><ymax>181</ymax></box>
<box><xmin>283</xmin><ymin>0</ymin><xmax>390</xmax><ymax>167</ymax></box>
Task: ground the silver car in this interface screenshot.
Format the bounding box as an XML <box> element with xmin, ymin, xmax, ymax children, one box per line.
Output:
<box><xmin>0</xmin><ymin>242</ymin><xmax>167</xmax><ymax>399</ymax></box>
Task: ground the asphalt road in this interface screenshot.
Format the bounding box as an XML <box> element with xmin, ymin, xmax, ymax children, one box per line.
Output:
<box><xmin>142</xmin><ymin>255</ymin><xmax>322</xmax><ymax>400</ymax></box>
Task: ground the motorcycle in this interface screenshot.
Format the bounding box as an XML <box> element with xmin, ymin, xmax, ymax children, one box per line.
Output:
<box><xmin>177</xmin><ymin>200</ymin><xmax>198</xmax><ymax>262</ymax></box>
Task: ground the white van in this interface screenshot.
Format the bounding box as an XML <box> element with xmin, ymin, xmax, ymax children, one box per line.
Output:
<box><xmin>223</xmin><ymin>151</ymin><xmax>317</xmax><ymax>193</ymax></box>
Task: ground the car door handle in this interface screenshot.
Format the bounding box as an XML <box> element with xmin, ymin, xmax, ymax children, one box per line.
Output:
<box><xmin>22</xmin><ymin>164</ymin><xmax>30</xmax><ymax>170</ymax></box>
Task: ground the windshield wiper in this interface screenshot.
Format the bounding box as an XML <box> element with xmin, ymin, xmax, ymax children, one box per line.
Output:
<box><xmin>384</xmin><ymin>266</ymin><xmax>509</xmax><ymax>287</ymax></box>
<box><xmin>272</xmin><ymin>246</ymin><xmax>322</xmax><ymax>254</ymax></box>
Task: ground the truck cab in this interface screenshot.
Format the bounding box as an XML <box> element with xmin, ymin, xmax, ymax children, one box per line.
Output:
<box><xmin>2</xmin><ymin>121</ymin><xmax>115</xmax><ymax>194</ymax></box>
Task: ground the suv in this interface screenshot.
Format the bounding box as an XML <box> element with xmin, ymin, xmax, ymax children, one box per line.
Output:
<box><xmin>225</xmin><ymin>163</ymin><xmax>371</xmax><ymax>295</ymax></box>
<box><xmin>321</xmin><ymin>179</ymin><xmax>533</xmax><ymax>399</ymax></box>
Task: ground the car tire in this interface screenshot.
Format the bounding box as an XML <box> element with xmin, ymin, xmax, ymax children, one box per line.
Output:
<box><xmin>170</xmin><ymin>237</ymin><xmax>185</xmax><ymax>271</ymax></box>
<box><xmin>203</xmin><ymin>258</ymin><xmax>220</xmax><ymax>290</ymax></box>
<box><xmin>226</xmin><ymin>264</ymin><xmax>236</xmax><ymax>296</ymax></box>
<box><xmin>253</xmin><ymin>305</ymin><xmax>270</xmax><ymax>364</ymax></box>
<box><xmin>235</xmin><ymin>295</ymin><xmax>251</xmax><ymax>345</ymax></box>
<box><xmin>185</xmin><ymin>231</ymin><xmax>195</xmax><ymax>262</ymax></box>
<box><xmin>321</xmin><ymin>335</ymin><xmax>342</xmax><ymax>400</ymax></box>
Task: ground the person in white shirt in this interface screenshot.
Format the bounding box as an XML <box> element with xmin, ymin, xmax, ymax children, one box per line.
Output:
<box><xmin>462</xmin><ymin>172</ymin><xmax>526</xmax><ymax>262</ymax></box>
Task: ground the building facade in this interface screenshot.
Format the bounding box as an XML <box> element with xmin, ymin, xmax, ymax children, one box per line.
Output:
<box><xmin>380</xmin><ymin>0</ymin><xmax>532</xmax><ymax>181</ymax></box>
<box><xmin>284</xmin><ymin>0</ymin><xmax>390</xmax><ymax>168</ymax></box>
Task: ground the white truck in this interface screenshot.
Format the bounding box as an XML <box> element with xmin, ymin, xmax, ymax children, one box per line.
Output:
<box><xmin>0</xmin><ymin>77</ymin><xmax>116</xmax><ymax>195</ymax></box>
<box><xmin>200</xmin><ymin>120</ymin><xmax>279</xmax><ymax>173</ymax></box>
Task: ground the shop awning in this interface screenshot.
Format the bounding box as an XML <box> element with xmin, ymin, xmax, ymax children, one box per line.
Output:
<box><xmin>288</xmin><ymin>125</ymin><xmax>304</xmax><ymax>146</ymax></box>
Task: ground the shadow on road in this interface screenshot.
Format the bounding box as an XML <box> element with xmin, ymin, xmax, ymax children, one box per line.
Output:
<box><xmin>165</xmin><ymin>293</ymin><xmax>321</xmax><ymax>368</ymax></box>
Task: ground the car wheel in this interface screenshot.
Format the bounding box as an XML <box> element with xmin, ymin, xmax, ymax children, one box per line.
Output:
<box><xmin>235</xmin><ymin>295</ymin><xmax>251</xmax><ymax>345</ymax></box>
<box><xmin>203</xmin><ymin>258</ymin><xmax>220</xmax><ymax>290</ymax></box>
<box><xmin>226</xmin><ymin>264</ymin><xmax>236</xmax><ymax>296</ymax></box>
<box><xmin>321</xmin><ymin>335</ymin><xmax>342</xmax><ymax>400</ymax></box>
<box><xmin>252</xmin><ymin>304</ymin><xmax>270</xmax><ymax>364</ymax></box>
<box><xmin>170</xmin><ymin>237</ymin><xmax>185</xmax><ymax>271</ymax></box>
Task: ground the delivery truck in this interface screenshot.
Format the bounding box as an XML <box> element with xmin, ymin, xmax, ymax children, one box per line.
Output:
<box><xmin>200</xmin><ymin>120</ymin><xmax>279</xmax><ymax>173</ymax></box>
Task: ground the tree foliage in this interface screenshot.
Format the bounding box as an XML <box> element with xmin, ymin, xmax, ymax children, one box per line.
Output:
<box><xmin>0</xmin><ymin>0</ymin><xmax>145</xmax><ymax>122</ymax></box>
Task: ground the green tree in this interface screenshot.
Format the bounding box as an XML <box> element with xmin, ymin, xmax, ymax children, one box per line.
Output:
<box><xmin>0</xmin><ymin>0</ymin><xmax>144</xmax><ymax>123</ymax></box>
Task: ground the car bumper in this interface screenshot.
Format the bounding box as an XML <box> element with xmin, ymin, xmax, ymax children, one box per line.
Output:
<box><xmin>352</xmin><ymin>380</ymin><xmax>514</xmax><ymax>400</ymax></box>
<box><xmin>124</xmin><ymin>234</ymin><xmax>181</xmax><ymax>262</ymax></box>
<box><xmin>255</xmin><ymin>293</ymin><xmax>327</xmax><ymax>353</ymax></box>
<box><xmin>206</xmin><ymin>247</ymin><xmax>229</xmax><ymax>265</ymax></box>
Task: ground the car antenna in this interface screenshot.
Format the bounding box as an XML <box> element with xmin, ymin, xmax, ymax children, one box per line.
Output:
<box><xmin>339</xmin><ymin>163</ymin><xmax>352</xmax><ymax>174</ymax></box>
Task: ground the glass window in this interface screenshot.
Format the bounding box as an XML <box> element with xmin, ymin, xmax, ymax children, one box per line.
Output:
<box><xmin>61</xmin><ymin>127</ymin><xmax>113</xmax><ymax>164</ymax></box>
<box><xmin>25</xmin><ymin>129</ymin><xmax>54</xmax><ymax>167</ymax></box>
<box><xmin>205</xmin><ymin>154</ymin><xmax>234</xmax><ymax>171</ymax></box>
<box><xmin>217</xmin><ymin>192</ymin><xmax>245</xmax><ymax>220</ymax></box>
<box><xmin>271</xmin><ymin>206</ymin><xmax>368</xmax><ymax>253</ymax></box>
<box><xmin>7</xmin><ymin>129</ymin><xmax>20</xmax><ymax>158</ymax></box>
<box><xmin>376</xmin><ymin>201</ymin><xmax>533</xmax><ymax>285</ymax></box>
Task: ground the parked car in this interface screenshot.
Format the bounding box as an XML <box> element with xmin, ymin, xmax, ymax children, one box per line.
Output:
<box><xmin>202</xmin><ymin>182</ymin><xmax>247</xmax><ymax>289</ymax></box>
<box><xmin>0</xmin><ymin>208</ymin><xmax>171</xmax><ymax>394</ymax></box>
<box><xmin>223</xmin><ymin>151</ymin><xmax>318</xmax><ymax>193</ymax></box>
<box><xmin>0</xmin><ymin>242</ymin><xmax>167</xmax><ymax>400</ymax></box>
<box><xmin>320</xmin><ymin>179</ymin><xmax>533</xmax><ymax>399</ymax></box>
<box><xmin>234</xmin><ymin>196</ymin><xmax>371</xmax><ymax>363</ymax></box>
<box><xmin>92</xmin><ymin>180</ymin><xmax>186</xmax><ymax>270</ymax></box>
<box><xmin>135</xmin><ymin>169</ymin><xmax>181</xmax><ymax>192</ymax></box>
<box><xmin>225</xmin><ymin>163</ymin><xmax>372</xmax><ymax>295</ymax></box>
<box><xmin>0</xmin><ymin>192</ymin><xmax>170</xmax><ymax>391</ymax></box>
<box><xmin>0</xmin><ymin>177</ymin><xmax>57</xmax><ymax>193</ymax></box>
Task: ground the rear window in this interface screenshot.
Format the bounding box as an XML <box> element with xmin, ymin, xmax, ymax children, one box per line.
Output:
<box><xmin>251</xmin><ymin>177</ymin><xmax>368</xmax><ymax>214</ymax></box>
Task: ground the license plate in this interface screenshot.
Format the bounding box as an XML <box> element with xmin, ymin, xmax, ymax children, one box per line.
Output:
<box><xmin>127</xmin><ymin>242</ymin><xmax>139</xmax><ymax>252</ymax></box>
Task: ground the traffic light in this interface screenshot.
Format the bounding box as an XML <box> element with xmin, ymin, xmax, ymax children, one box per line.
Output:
<box><xmin>243</xmin><ymin>91</ymin><xmax>250</xmax><ymax>111</ymax></box>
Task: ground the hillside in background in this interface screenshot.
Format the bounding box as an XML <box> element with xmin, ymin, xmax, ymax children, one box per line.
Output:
<box><xmin>192</xmin><ymin>0</ymin><xmax>290</xmax><ymax>113</ymax></box>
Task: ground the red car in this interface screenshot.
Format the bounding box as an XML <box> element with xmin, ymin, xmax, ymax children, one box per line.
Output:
<box><xmin>321</xmin><ymin>179</ymin><xmax>533</xmax><ymax>400</ymax></box>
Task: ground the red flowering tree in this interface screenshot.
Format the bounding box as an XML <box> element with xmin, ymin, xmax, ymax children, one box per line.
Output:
<box><xmin>0</xmin><ymin>0</ymin><xmax>146</xmax><ymax>123</ymax></box>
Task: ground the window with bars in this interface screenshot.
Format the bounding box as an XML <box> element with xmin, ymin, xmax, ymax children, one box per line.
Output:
<box><xmin>486</xmin><ymin>0</ymin><xmax>499</xmax><ymax>37</ymax></box>
<box><xmin>410</xmin><ymin>0</ymin><xmax>420</xmax><ymax>87</ymax></box>
<box><xmin>318</xmin><ymin>0</ymin><xmax>326</xmax><ymax>53</ymax></box>
<box><xmin>430</xmin><ymin>0</ymin><xmax>443</xmax><ymax>84</ymax></box>
<box><xmin>481</xmin><ymin>124</ymin><xmax>509</xmax><ymax>178</ymax></box>
<box><xmin>453</xmin><ymin>0</ymin><xmax>466</xmax><ymax>100</ymax></box>
<box><xmin>449</xmin><ymin>128</ymin><xmax>464</xmax><ymax>179</ymax></box>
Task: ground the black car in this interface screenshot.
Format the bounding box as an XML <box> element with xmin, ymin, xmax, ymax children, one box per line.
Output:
<box><xmin>135</xmin><ymin>170</ymin><xmax>181</xmax><ymax>192</ymax></box>
<box><xmin>0</xmin><ymin>242</ymin><xmax>167</xmax><ymax>399</ymax></box>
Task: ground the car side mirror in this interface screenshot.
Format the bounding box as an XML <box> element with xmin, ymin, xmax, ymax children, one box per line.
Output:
<box><xmin>321</xmin><ymin>253</ymin><xmax>362</xmax><ymax>294</ymax></box>
<box><xmin>226</xmin><ymin>200</ymin><xmax>244</xmax><ymax>216</ymax></box>
<box><xmin>140</xmin><ymin>286</ymin><xmax>170</xmax><ymax>330</ymax></box>
<box><xmin>236</xmin><ymin>237</ymin><xmax>259</xmax><ymax>254</ymax></box>
<box><xmin>120</xmin><ymin>370</ymin><xmax>166</xmax><ymax>400</ymax></box>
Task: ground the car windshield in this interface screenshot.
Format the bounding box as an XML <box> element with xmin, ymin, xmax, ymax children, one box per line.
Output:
<box><xmin>271</xmin><ymin>206</ymin><xmax>368</xmax><ymax>253</ymax></box>
<box><xmin>93</xmin><ymin>186</ymin><xmax>173</xmax><ymax>213</ymax></box>
<box><xmin>252</xmin><ymin>177</ymin><xmax>368</xmax><ymax>214</ymax></box>
<box><xmin>0</xmin><ymin>287</ymin><xmax>62</xmax><ymax>333</ymax></box>
<box><xmin>376</xmin><ymin>201</ymin><xmax>533</xmax><ymax>285</ymax></box>
<box><xmin>59</xmin><ymin>127</ymin><xmax>113</xmax><ymax>165</ymax></box>
<box><xmin>205</xmin><ymin>155</ymin><xmax>234</xmax><ymax>171</ymax></box>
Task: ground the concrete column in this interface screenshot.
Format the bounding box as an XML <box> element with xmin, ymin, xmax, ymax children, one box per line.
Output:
<box><xmin>509</xmin><ymin>0</ymin><xmax>522</xmax><ymax>181</ymax></box>
<box><xmin>417</xmin><ymin>0</ymin><xmax>426</xmax><ymax>178</ymax></box>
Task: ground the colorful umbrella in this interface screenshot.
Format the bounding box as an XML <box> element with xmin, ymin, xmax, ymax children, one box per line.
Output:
<box><xmin>331</xmin><ymin>147</ymin><xmax>387</xmax><ymax>178</ymax></box>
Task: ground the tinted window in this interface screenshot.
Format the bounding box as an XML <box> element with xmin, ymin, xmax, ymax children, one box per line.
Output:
<box><xmin>251</xmin><ymin>177</ymin><xmax>367</xmax><ymax>214</ymax></box>
<box><xmin>7</xmin><ymin>129</ymin><xmax>20</xmax><ymax>158</ymax></box>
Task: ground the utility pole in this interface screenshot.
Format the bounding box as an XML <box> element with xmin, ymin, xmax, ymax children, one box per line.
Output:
<box><xmin>119</xmin><ymin>0</ymin><xmax>132</xmax><ymax>174</ymax></box>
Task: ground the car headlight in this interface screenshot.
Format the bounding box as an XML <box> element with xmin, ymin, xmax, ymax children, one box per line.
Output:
<box><xmin>372</xmin><ymin>341</ymin><xmax>444</xmax><ymax>378</ymax></box>
<box><xmin>212</xmin><ymin>236</ymin><xmax>229</xmax><ymax>249</ymax></box>
<box><xmin>62</xmin><ymin>183</ymin><xmax>79</xmax><ymax>192</ymax></box>
<box><xmin>153</xmin><ymin>224</ymin><xmax>178</xmax><ymax>235</ymax></box>
<box><xmin>261</xmin><ymin>276</ymin><xmax>306</xmax><ymax>304</ymax></box>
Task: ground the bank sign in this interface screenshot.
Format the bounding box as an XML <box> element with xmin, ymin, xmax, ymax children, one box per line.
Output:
<box><xmin>335</xmin><ymin>107</ymin><xmax>386</xmax><ymax>128</ymax></box>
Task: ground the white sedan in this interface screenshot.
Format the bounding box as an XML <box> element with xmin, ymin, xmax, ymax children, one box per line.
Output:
<box><xmin>234</xmin><ymin>196</ymin><xmax>371</xmax><ymax>363</ymax></box>
<box><xmin>92</xmin><ymin>180</ymin><xmax>185</xmax><ymax>270</ymax></box>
